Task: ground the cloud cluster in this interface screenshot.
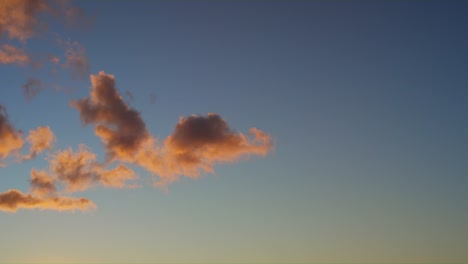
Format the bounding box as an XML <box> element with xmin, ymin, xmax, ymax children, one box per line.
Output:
<box><xmin>1</xmin><ymin>2</ymin><xmax>273</xmax><ymax>213</ymax></box>
<box><xmin>0</xmin><ymin>0</ymin><xmax>91</xmax><ymax>99</ymax></box>
<box><xmin>72</xmin><ymin>71</ymin><xmax>274</xmax><ymax>185</ymax></box>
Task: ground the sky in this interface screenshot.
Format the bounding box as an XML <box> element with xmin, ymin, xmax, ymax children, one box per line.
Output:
<box><xmin>1</xmin><ymin>0</ymin><xmax>468</xmax><ymax>263</ymax></box>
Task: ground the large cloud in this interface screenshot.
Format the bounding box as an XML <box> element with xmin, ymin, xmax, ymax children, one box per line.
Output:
<box><xmin>161</xmin><ymin>114</ymin><xmax>273</xmax><ymax>177</ymax></box>
<box><xmin>0</xmin><ymin>105</ymin><xmax>24</xmax><ymax>162</ymax></box>
<box><xmin>72</xmin><ymin>71</ymin><xmax>274</xmax><ymax>185</ymax></box>
<box><xmin>0</xmin><ymin>189</ymin><xmax>95</xmax><ymax>212</ymax></box>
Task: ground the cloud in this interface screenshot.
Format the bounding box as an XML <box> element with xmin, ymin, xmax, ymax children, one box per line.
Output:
<box><xmin>0</xmin><ymin>0</ymin><xmax>48</xmax><ymax>41</ymax></box>
<box><xmin>0</xmin><ymin>44</ymin><xmax>30</xmax><ymax>65</ymax></box>
<box><xmin>22</xmin><ymin>78</ymin><xmax>43</xmax><ymax>100</ymax></box>
<box><xmin>98</xmin><ymin>164</ymin><xmax>137</xmax><ymax>188</ymax></box>
<box><xmin>62</xmin><ymin>40</ymin><xmax>90</xmax><ymax>79</ymax></box>
<box><xmin>49</xmin><ymin>145</ymin><xmax>137</xmax><ymax>192</ymax></box>
<box><xmin>0</xmin><ymin>105</ymin><xmax>24</xmax><ymax>162</ymax></box>
<box><xmin>23</xmin><ymin>126</ymin><xmax>56</xmax><ymax>160</ymax></box>
<box><xmin>30</xmin><ymin>168</ymin><xmax>57</xmax><ymax>197</ymax></box>
<box><xmin>71</xmin><ymin>71</ymin><xmax>150</xmax><ymax>162</ymax></box>
<box><xmin>160</xmin><ymin>114</ymin><xmax>273</xmax><ymax>178</ymax></box>
<box><xmin>0</xmin><ymin>189</ymin><xmax>95</xmax><ymax>212</ymax></box>
<box><xmin>72</xmin><ymin>72</ymin><xmax>273</xmax><ymax>185</ymax></box>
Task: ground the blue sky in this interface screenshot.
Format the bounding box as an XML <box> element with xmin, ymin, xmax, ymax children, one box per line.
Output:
<box><xmin>0</xmin><ymin>1</ymin><xmax>468</xmax><ymax>263</ymax></box>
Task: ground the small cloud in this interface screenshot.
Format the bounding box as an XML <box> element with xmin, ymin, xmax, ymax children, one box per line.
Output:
<box><xmin>23</xmin><ymin>126</ymin><xmax>56</xmax><ymax>160</ymax></box>
<box><xmin>30</xmin><ymin>169</ymin><xmax>57</xmax><ymax>197</ymax></box>
<box><xmin>0</xmin><ymin>189</ymin><xmax>95</xmax><ymax>212</ymax></box>
<box><xmin>61</xmin><ymin>40</ymin><xmax>90</xmax><ymax>79</ymax></box>
<box><xmin>22</xmin><ymin>78</ymin><xmax>43</xmax><ymax>100</ymax></box>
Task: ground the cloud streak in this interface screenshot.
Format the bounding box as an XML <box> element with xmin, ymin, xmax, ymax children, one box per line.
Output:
<box><xmin>0</xmin><ymin>189</ymin><xmax>95</xmax><ymax>212</ymax></box>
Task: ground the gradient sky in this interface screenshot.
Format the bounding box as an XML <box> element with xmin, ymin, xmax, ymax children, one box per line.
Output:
<box><xmin>1</xmin><ymin>1</ymin><xmax>468</xmax><ymax>263</ymax></box>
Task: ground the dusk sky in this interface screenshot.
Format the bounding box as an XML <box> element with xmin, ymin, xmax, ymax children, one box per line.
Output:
<box><xmin>1</xmin><ymin>1</ymin><xmax>468</xmax><ymax>263</ymax></box>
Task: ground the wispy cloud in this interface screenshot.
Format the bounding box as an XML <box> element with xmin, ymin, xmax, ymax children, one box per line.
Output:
<box><xmin>49</xmin><ymin>145</ymin><xmax>137</xmax><ymax>192</ymax></box>
<box><xmin>61</xmin><ymin>39</ymin><xmax>90</xmax><ymax>80</ymax></box>
<box><xmin>0</xmin><ymin>44</ymin><xmax>30</xmax><ymax>65</ymax></box>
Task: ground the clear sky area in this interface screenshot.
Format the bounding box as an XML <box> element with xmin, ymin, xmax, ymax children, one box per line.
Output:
<box><xmin>0</xmin><ymin>1</ymin><xmax>467</xmax><ymax>263</ymax></box>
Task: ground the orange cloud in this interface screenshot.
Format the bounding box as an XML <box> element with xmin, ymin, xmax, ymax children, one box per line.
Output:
<box><xmin>161</xmin><ymin>114</ymin><xmax>273</xmax><ymax>178</ymax></box>
<box><xmin>49</xmin><ymin>145</ymin><xmax>137</xmax><ymax>192</ymax></box>
<box><xmin>98</xmin><ymin>164</ymin><xmax>137</xmax><ymax>188</ymax></box>
<box><xmin>0</xmin><ymin>105</ymin><xmax>24</xmax><ymax>162</ymax></box>
<box><xmin>0</xmin><ymin>189</ymin><xmax>95</xmax><ymax>212</ymax></box>
<box><xmin>0</xmin><ymin>44</ymin><xmax>30</xmax><ymax>65</ymax></box>
<box><xmin>72</xmin><ymin>72</ymin><xmax>274</xmax><ymax>186</ymax></box>
<box><xmin>23</xmin><ymin>126</ymin><xmax>56</xmax><ymax>160</ymax></box>
<box><xmin>30</xmin><ymin>168</ymin><xmax>57</xmax><ymax>197</ymax></box>
<box><xmin>0</xmin><ymin>0</ymin><xmax>48</xmax><ymax>41</ymax></box>
<box><xmin>71</xmin><ymin>71</ymin><xmax>150</xmax><ymax>162</ymax></box>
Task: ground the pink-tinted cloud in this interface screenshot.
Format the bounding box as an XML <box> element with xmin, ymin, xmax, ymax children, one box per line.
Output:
<box><xmin>0</xmin><ymin>44</ymin><xmax>30</xmax><ymax>65</ymax></box>
<box><xmin>0</xmin><ymin>105</ymin><xmax>24</xmax><ymax>162</ymax></box>
<box><xmin>0</xmin><ymin>189</ymin><xmax>95</xmax><ymax>212</ymax></box>
<box><xmin>23</xmin><ymin>126</ymin><xmax>56</xmax><ymax>160</ymax></box>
